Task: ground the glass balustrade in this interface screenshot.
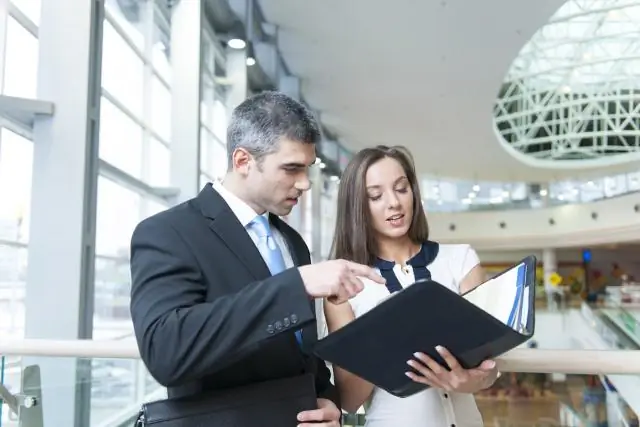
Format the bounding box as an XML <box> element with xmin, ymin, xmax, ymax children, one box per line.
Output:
<box><xmin>0</xmin><ymin>355</ymin><xmax>164</xmax><ymax>427</ymax></box>
<box><xmin>336</xmin><ymin>371</ymin><xmax>640</xmax><ymax>427</ymax></box>
<box><xmin>421</xmin><ymin>169</ymin><xmax>640</xmax><ymax>213</ymax></box>
<box><xmin>0</xmin><ymin>350</ymin><xmax>638</xmax><ymax>427</ymax></box>
<box><xmin>340</xmin><ymin>372</ymin><xmax>639</xmax><ymax>427</ymax></box>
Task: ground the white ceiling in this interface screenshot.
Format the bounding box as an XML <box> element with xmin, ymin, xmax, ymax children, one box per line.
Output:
<box><xmin>259</xmin><ymin>0</ymin><xmax>639</xmax><ymax>182</ymax></box>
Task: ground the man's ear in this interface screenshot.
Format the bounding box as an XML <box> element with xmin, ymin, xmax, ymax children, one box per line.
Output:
<box><xmin>231</xmin><ymin>148</ymin><xmax>252</xmax><ymax>175</ymax></box>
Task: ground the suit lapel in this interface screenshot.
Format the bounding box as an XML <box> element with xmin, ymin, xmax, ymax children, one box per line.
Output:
<box><xmin>197</xmin><ymin>184</ymin><xmax>271</xmax><ymax>281</ymax></box>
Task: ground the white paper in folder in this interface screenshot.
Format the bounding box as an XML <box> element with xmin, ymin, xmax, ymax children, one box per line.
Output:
<box><xmin>462</xmin><ymin>262</ymin><xmax>528</xmax><ymax>332</ymax></box>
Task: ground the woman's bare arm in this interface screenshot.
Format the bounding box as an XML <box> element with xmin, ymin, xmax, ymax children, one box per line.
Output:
<box><xmin>459</xmin><ymin>264</ymin><xmax>487</xmax><ymax>295</ymax></box>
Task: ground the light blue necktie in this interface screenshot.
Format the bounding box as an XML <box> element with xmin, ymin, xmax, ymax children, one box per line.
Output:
<box><xmin>250</xmin><ymin>215</ymin><xmax>303</xmax><ymax>345</ymax></box>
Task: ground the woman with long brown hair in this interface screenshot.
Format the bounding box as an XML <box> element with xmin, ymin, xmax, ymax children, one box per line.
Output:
<box><xmin>324</xmin><ymin>145</ymin><xmax>498</xmax><ymax>426</ymax></box>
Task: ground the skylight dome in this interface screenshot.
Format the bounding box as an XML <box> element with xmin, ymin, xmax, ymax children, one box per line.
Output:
<box><xmin>494</xmin><ymin>0</ymin><xmax>640</xmax><ymax>165</ymax></box>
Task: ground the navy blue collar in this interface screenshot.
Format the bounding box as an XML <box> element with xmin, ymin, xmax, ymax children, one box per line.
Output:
<box><xmin>374</xmin><ymin>241</ymin><xmax>440</xmax><ymax>293</ymax></box>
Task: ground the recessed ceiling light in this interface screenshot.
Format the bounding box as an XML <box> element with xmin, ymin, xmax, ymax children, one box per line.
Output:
<box><xmin>228</xmin><ymin>38</ymin><xmax>246</xmax><ymax>49</ymax></box>
<box><xmin>246</xmin><ymin>57</ymin><xmax>256</xmax><ymax>66</ymax></box>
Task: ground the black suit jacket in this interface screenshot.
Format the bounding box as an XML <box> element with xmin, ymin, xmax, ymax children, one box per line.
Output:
<box><xmin>129</xmin><ymin>183</ymin><xmax>339</xmax><ymax>407</ymax></box>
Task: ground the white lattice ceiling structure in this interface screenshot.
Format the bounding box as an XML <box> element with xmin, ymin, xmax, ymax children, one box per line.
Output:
<box><xmin>494</xmin><ymin>0</ymin><xmax>640</xmax><ymax>168</ymax></box>
<box><xmin>259</xmin><ymin>0</ymin><xmax>640</xmax><ymax>182</ymax></box>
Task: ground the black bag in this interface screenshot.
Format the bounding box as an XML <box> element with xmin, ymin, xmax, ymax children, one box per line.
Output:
<box><xmin>135</xmin><ymin>374</ymin><xmax>317</xmax><ymax>427</ymax></box>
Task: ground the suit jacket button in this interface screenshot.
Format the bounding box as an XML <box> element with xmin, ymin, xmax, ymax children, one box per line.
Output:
<box><xmin>267</xmin><ymin>324</ymin><xmax>275</xmax><ymax>334</ymax></box>
<box><xmin>291</xmin><ymin>314</ymin><xmax>298</xmax><ymax>324</ymax></box>
<box><xmin>283</xmin><ymin>317</ymin><xmax>291</xmax><ymax>327</ymax></box>
<box><xmin>275</xmin><ymin>321</ymin><xmax>283</xmax><ymax>330</ymax></box>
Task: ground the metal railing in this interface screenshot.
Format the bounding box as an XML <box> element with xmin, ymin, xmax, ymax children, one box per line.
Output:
<box><xmin>1</xmin><ymin>339</ymin><xmax>640</xmax><ymax>374</ymax></box>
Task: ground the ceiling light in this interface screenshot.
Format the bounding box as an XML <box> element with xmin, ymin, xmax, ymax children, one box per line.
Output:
<box><xmin>228</xmin><ymin>38</ymin><xmax>246</xmax><ymax>49</ymax></box>
<box><xmin>246</xmin><ymin>57</ymin><xmax>256</xmax><ymax>66</ymax></box>
<box><xmin>540</xmin><ymin>189</ymin><xmax>548</xmax><ymax>196</ymax></box>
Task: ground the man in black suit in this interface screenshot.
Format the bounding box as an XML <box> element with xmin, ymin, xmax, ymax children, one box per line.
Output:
<box><xmin>129</xmin><ymin>91</ymin><xmax>385</xmax><ymax>426</ymax></box>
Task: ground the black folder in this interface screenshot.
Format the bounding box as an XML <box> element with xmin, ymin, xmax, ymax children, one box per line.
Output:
<box><xmin>313</xmin><ymin>256</ymin><xmax>537</xmax><ymax>398</ymax></box>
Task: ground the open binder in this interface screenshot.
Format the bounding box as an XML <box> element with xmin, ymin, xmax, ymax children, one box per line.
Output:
<box><xmin>313</xmin><ymin>255</ymin><xmax>537</xmax><ymax>398</ymax></box>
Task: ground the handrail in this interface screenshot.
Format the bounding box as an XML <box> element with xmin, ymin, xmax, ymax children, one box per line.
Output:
<box><xmin>1</xmin><ymin>339</ymin><xmax>640</xmax><ymax>374</ymax></box>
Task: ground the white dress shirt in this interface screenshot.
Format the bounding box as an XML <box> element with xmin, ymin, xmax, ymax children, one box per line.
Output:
<box><xmin>213</xmin><ymin>180</ymin><xmax>294</xmax><ymax>269</ymax></box>
<box><xmin>346</xmin><ymin>244</ymin><xmax>485</xmax><ymax>427</ymax></box>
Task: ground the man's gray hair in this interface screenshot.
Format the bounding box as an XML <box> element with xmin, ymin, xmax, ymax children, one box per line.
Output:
<box><xmin>226</xmin><ymin>91</ymin><xmax>321</xmax><ymax>168</ymax></box>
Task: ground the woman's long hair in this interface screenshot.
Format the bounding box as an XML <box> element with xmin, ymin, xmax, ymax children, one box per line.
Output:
<box><xmin>329</xmin><ymin>145</ymin><xmax>429</xmax><ymax>265</ymax></box>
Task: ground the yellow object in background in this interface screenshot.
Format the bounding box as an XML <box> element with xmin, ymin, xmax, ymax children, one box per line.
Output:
<box><xmin>549</xmin><ymin>272</ymin><xmax>563</xmax><ymax>287</ymax></box>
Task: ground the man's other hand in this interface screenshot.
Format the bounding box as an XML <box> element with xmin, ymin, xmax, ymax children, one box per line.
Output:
<box><xmin>296</xmin><ymin>398</ymin><xmax>341</xmax><ymax>427</ymax></box>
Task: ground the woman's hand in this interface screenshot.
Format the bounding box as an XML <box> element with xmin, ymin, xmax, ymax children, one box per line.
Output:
<box><xmin>405</xmin><ymin>346</ymin><xmax>498</xmax><ymax>394</ymax></box>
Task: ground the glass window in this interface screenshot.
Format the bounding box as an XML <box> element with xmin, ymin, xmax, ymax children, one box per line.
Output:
<box><xmin>0</xmin><ymin>128</ymin><xmax>33</xmax><ymax>243</ymax></box>
<box><xmin>105</xmin><ymin>0</ymin><xmax>145</xmax><ymax>50</ymax></box>
<box><xmin>94</xmin><ymin>174</ymin><xmax>137</xmax><ymax>337</ymax></box>
<box><xmin>580</xmin><ymin>180</ymin><xmax>604</xmax><ymax>202</ymax></box>
<box><xmin>211</xmin><ymin>138</ymin><xmax>227</xmax><ymax>179</ymax></box>
<box><xmin>10</xmin><ymin>0</ymin><xmax>42</xmax><ymax>25</ymax></box>
<box><xmin>95</xmin><ymin>176</ymin><xmax>141</xmax><ymax>258</ymax></box>
<box><xmin>148</xmin><ymin>138</ymin><xmax>170</xmax><ymax>187</ymax></box>
<box><xmin>603</xmin><ymin>174</ymin><xmax>627</xmax><ymax>198</ymax></box>
<box><xmin>201</xmin><ymin>32</ymin><xmax>215</xmax><ymax>76</ymax></box>
<box><xmin>152</xmin><ymin>17</ymin><xmax>171</xmax><ymax>84</ymax></box>
<box><xmin>101</xmin><ymin>19</ymin><xmax>145</xmax><ymax>118</ymax></box>
<box><xmin>201</xmin><ymin>76</ymin><xmax>215</xmax><ymax>126</ymax></box>
<box><xmin>94</xmin><ymin>189</ymin><xmax>167</xmax><ymax>340</ymax></box>
<box><xmin>0</xmin><ymin>244</ymin><xmax>27</xmax><ymax>338</ymax></box>
<box><xmin>212</xmin><ymin>99</ymin><xmax>228</xmax><ymax>142</ymax></box>
<box><xmin>93</xmin><ymin>255</ymin><xmax>133</xmax><ymax>337</ymax></box>
<box><xmin>144</xmin><ymin>199</ymin><xmax>168</xmax><ymax>217</ymax></box>
<box><xmin>628</xmin><ymin>171</ymin><xmax>640</xmax><ymax>191</ymax></box>
<box><xmin>150</xmin><ymin>76</ymin><xmax>171</xmax><ymax>141</ymax></box>
<box><xmin>199</xmin><ymin>173</ymin><xmax>211</xmax><ymax>189</ymax></box>
<box><xmin>200</xmin><ymin>128</ymin><xmax>227</xmax><ymax>179</ymax></box>
<box><xmin>2</xmin><ymin>16</ymin><xmax>38</xmax><ymax>99</ymax></box>
<box><xmin>99</xmin><ymin>96</ymin><xmax>144</xmax><ymax>180</ymax></box>
<box><xmin>200</xmin><ymin>127</ymin><xmax>211</xmax><ymax>174</ymax></box>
